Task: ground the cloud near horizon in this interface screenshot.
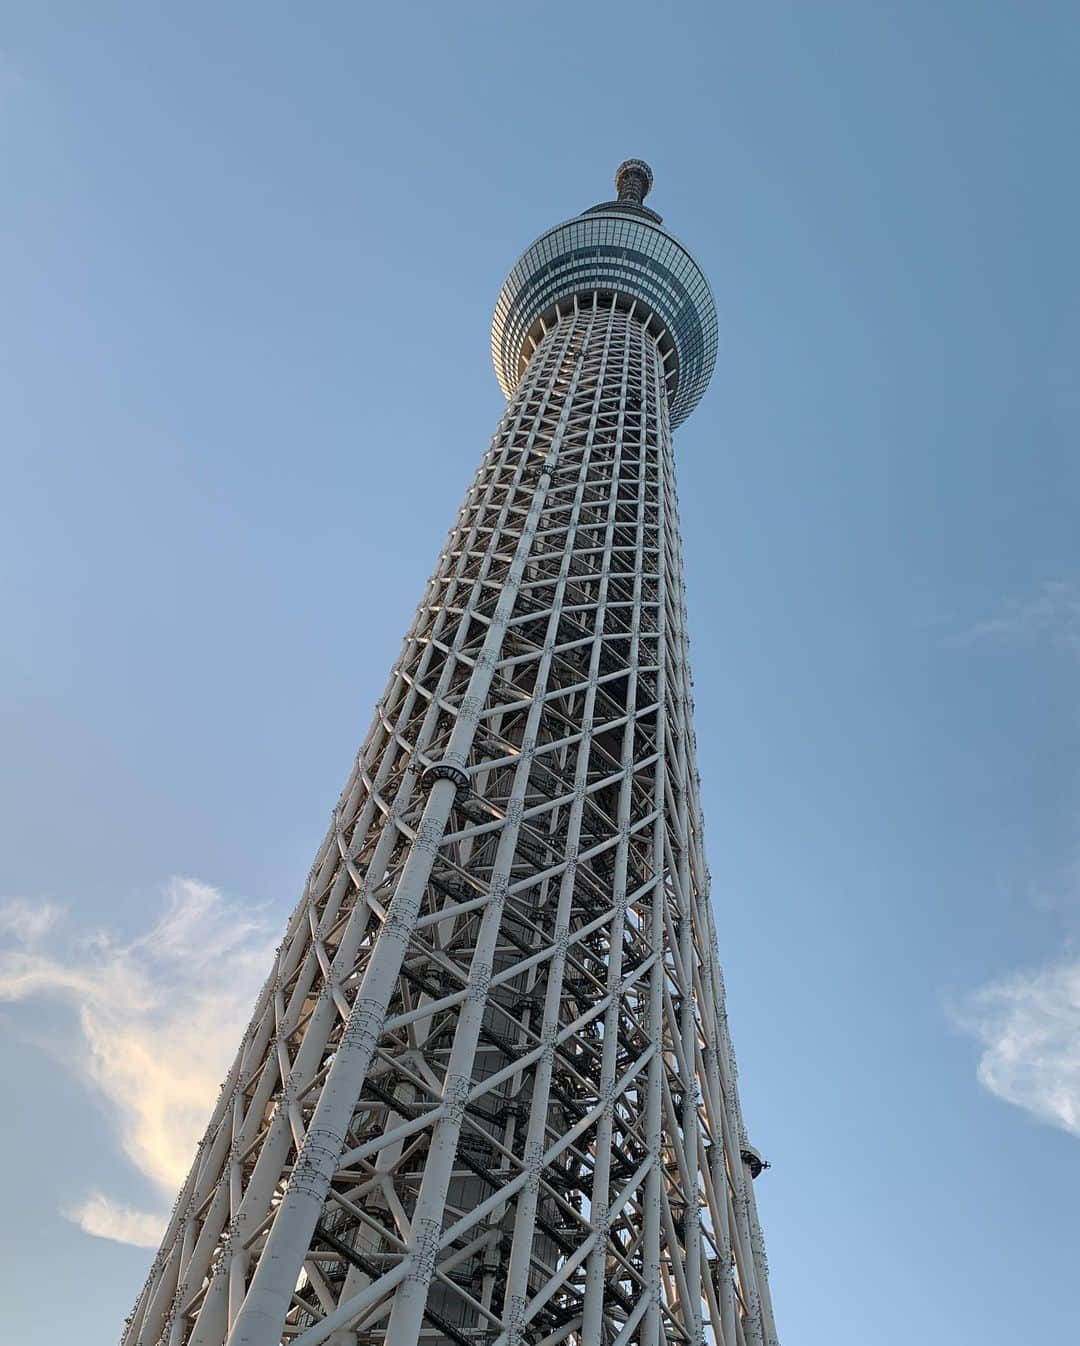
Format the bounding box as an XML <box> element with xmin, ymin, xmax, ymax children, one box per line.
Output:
<box><xmin>953</xmin><ymin>579</ymin><xmax>1080</xmax><ymax>1138</ymax></box>
<box><xmin>957</xmin><ymin>955</ymin><xmax>1080</xmax><ymax>1137</ymax></box>
<box><xmin>958</xmin><ymin>579</ymin><xmax>1080</xmax><ymax>655</ymax></box>
<box><xmin>0</xmin><ymin>878</ymin><xmax>275</xmax><ymax>1247</ymax></box>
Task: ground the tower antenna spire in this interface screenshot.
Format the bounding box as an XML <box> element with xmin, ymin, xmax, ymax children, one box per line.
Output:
<box><xmin>615</xmin><ymin>156</ymin><xmax>654</xmax><ymax>203</ymax></box>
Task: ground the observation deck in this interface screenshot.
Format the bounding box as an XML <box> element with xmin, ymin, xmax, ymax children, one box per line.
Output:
<box><xmin>491</xmin><ymin>159</ymin><xmax>718</xmax><ymax>428</ymax></box>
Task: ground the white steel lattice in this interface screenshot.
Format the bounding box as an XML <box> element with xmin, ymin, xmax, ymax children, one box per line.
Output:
<box><xmin>125</xmin><ymin>289</ymin><xmax>778</xmax><ymax>1346</ymax></box>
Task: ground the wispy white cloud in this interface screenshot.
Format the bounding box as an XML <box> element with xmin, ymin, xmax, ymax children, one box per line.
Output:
<box><xmin>957</xmin><ymin>955</ymin><xmax>1080</xmax><ymax>1137</ymax></box>
<box><xmin>958</xmin><ymin>579</ymin><xmax>1080</xmax><ymax>655</ymax></box>
<box><xmin>0</xmin><ymin>897</ymin><xmax>61</xmax><ymax>943</ymax></box>
<box><xmin>952</xmin><ymin>577</ymin><xmax>1080</xmax><ymax>1136</ymax></box>
<box><xmin>0</xmin><ymin>879</ymin><xmax>275</xmax><ymax>1246</ymax></box>
<box><xmin>63</xmin><ymin>1193</ymin><xmax>167</xmax><ymax>1249</ymax></box>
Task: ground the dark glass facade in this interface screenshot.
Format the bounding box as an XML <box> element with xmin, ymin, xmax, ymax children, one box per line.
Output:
<box><xmin>492</xmin><ymin>204</ymin><xmax>718</xmax><ymax>427</ymax></box>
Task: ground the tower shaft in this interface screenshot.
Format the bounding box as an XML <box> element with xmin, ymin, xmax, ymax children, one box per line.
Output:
<box><xmin>127</xmin><ymin>182</ymin><xmax>778</xmax><ymax>1346</ymax></box>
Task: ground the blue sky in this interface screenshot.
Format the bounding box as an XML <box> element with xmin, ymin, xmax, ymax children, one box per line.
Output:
<box><xmin>1</xmin><ymin>3</ymin><xmax>1078</xmax><ymax>1341</ymax></box>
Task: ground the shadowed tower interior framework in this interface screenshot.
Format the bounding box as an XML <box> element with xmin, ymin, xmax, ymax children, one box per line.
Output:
<box><xmin>125</xmin><ymin>159</ymin><xmax>780</xmax><ymax>1346</ymax></box>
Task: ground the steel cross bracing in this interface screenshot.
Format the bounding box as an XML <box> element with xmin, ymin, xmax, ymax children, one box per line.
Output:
<box><xmin>125</xmin><ymin>292</ymin><xmax>778</xmax><ymax>1346</ymax></box>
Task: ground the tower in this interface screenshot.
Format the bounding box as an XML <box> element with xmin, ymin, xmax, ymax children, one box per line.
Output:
<box><xmin>125</xmin><ymin>160</ymin><xmax>779</xmax><ymax>1346</ymax></box>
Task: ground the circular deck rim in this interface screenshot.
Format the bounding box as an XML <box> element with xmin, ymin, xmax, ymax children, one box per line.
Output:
<box><xmin>491</xmin><ymin>206</ymin><xmax>718</xmax><ymax>428</ymax></box>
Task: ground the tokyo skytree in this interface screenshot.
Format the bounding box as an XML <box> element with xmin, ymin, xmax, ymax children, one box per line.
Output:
<box><xmin>125</xmin><ymin>160</ymin><xmax>779</xmax><ymax>1346</ymax></box>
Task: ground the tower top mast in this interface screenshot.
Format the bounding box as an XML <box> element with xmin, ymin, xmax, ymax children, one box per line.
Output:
<box><xmin>614</xmin><ymin>157</ymin><xmax>654</xmax><ymax>204</ymax></box>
